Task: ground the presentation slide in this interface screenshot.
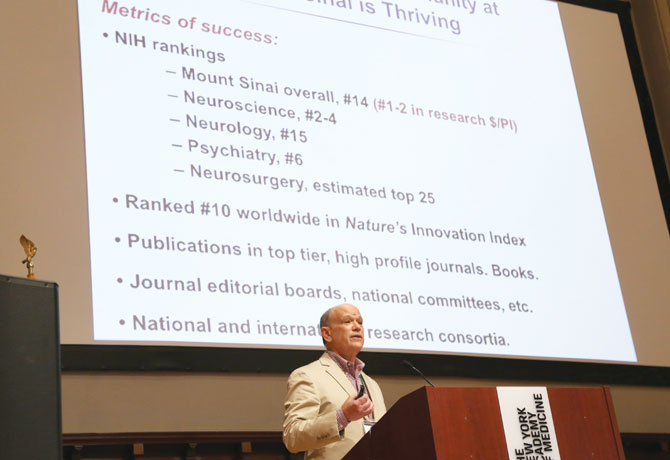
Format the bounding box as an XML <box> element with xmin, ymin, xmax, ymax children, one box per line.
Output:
<box><xmin>77</xmin><ymin>0</ymin><xmax>636</xmax><ymax>362</ymax></box>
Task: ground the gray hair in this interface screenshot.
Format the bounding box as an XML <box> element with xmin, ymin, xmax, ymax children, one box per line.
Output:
<box><xmin>320</xmin><ymin>307</ymin><xmax>334</xmax><ymax>328</ymax></box>
<box><xmin>319</xmin><ymin>306</ymin><xmax>339</xmax><ymax>346</ymax></box>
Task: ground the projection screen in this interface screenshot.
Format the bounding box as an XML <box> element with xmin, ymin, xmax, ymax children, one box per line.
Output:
<box><xmin>1</xmin><ymin>0</ymin><xmax>669</xmax><ymax>369</ymax></box>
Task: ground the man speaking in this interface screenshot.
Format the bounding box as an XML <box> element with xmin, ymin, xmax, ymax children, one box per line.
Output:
<box><xmin>283</xmin><ymin>304</ymin><xmax>386</xmax><ymax>460</ymax></box>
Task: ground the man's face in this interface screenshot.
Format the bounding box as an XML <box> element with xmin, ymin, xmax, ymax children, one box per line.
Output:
<box><xmin>322</xmin><ymin>304</ymin><xmax>364</xmax><ymax>362</ymax></box>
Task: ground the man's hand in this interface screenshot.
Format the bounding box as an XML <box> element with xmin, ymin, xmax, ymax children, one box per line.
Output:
<box><xmin>341</xmin><ymin>394</ymin><xmax>374</xmax><ymax>422</ymax></box>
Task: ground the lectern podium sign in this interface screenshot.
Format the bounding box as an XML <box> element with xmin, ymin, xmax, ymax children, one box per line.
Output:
<box><xmin>342</xmin><ymin>387</ymin><xmax>623</xmax><ymax>460</ymax></box>
<box><xmin>497</xmin><ymin>387</ymin><xmax>562</xmax><ymax>460</ymax></box>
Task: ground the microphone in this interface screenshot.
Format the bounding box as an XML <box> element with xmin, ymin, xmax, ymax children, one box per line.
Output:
<box><xmin>402</xmin><ymin>359</ymin><xmax>435</xmax><ymax>387</ymax></box>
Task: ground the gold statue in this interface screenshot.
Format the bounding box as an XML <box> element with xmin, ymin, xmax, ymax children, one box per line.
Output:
<box><xmin>20</xmin><ymin>234</ymin><xmax>37</xmax><ymax>279</ymax></box>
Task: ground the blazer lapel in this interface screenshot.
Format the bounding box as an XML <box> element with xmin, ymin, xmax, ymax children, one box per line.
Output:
<box><xmin>320</xmin><ymin>352</ymin><xmax>356</xmax><ymax>397</ymax></box>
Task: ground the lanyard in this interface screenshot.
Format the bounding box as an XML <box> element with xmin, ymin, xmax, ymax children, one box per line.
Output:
<box><xmin>359</xmin><ymin>374</ymin><xmax>375</xmax><ymax>422</ymax></box>
<box><xmin>359</xmin><ymin>374</ymin><xmax>372</xmax><ymax>403</ymax></box>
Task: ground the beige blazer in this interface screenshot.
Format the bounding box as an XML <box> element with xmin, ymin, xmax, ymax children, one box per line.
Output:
<box><xmin>283</xmin><ymin>352</ymin><xmax>386</xmax><ymax>460</ymax></box>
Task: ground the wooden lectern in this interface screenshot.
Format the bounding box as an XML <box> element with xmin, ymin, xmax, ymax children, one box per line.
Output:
<box><xmin>343</xmin><ymin>386</ymin><xmax>625</xmax><ymax>460</ymax></box>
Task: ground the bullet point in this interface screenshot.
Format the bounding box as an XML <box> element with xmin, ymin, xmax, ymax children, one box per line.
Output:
<box><xmin>119</xmin><ymin>319</ymin><xmax>125</xmax><ymax>325</ymax></box>
<box><xmin>103</xmin><ymin>32</ymin><xmax>109</xmax><ymax>38</ymax></box>
<box><xmin>115</xmin><ymin>237</ymin><xmax>121</xmax><ymax>243</ymax></box>
<box><xmin>112</xmin><ymin>197</ymin><xmax>118</xmax><ymax>203</ymax></box>
<box><xmin>117</xmin><ymin>278</ymin><xmax>123</xmax><ymax>283</ymax></box>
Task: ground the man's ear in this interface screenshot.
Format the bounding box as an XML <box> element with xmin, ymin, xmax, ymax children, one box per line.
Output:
<box><xmin>321</xmin><ymin>326</ymin><xmax>331</xmax><ymax>343</ymax></box>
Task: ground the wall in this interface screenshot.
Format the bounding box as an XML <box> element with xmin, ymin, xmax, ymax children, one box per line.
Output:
<box><xmin>631</xmin><ymin>0</ymin><xmax>670</xmax><ymax>171</ymax></box>
<box><xmin>61</xmin><ymin>372</ymin><xmax>670</xmax><ymax>433</ymax></box>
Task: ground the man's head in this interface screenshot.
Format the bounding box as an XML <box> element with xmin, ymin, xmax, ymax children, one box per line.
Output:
<box><xmin>320</xmin><ymin>304</ymin><xmax>364</xmax><ymax>362</ymax></box>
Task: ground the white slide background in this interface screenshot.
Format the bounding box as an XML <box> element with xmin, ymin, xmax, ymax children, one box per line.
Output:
<box><xmin>77</xmin><ymin>0</ymin><xmax>636</xmax><ymax>361</ymax></box>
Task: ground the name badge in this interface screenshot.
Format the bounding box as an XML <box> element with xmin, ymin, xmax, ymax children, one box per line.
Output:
<box><xmin>363</xmin><ymin>420</ymin><xmax>376</xmax><ymax>433</ymax></box>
